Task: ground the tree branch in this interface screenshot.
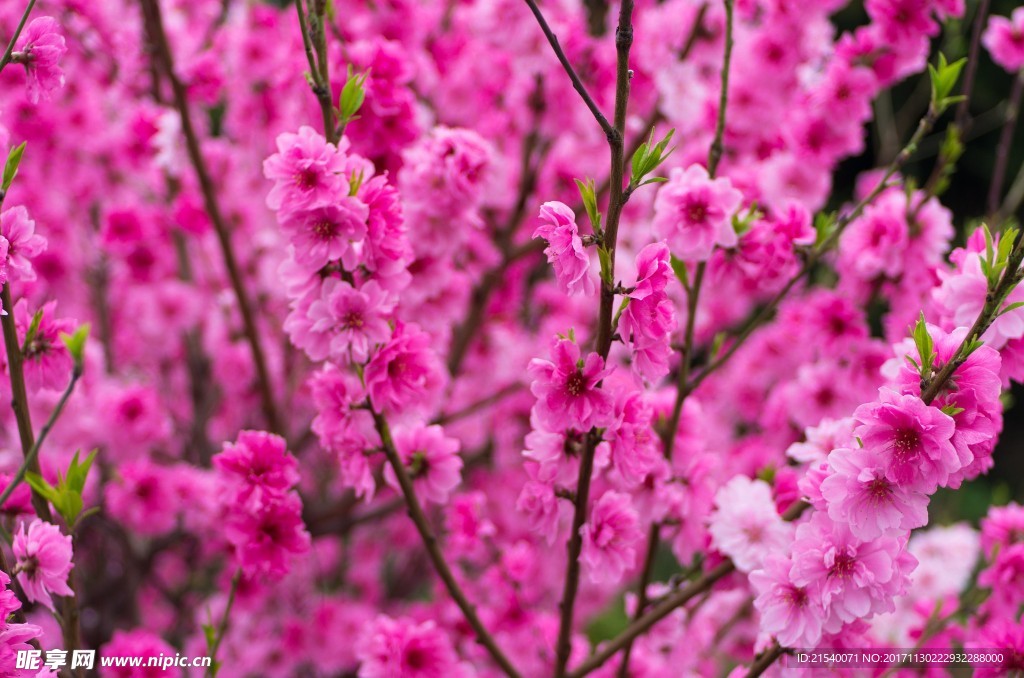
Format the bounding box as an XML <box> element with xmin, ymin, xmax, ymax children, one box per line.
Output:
<box><xmin>139</xmin><ymin>0</ymin><xmax>281</xmax><ymax>435</ymax></box>
<box><xmin>0</xmin><ymin>0</ymin><xmax>37</xmax><ymax>73</ymax></box>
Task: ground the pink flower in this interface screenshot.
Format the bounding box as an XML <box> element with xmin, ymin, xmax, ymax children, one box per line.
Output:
<box><xmin>621</xmin><ymin>242</ymin><xmax>677</xmax><ymax>382</ymax></box>
<box><xmin>365</xmin><ymin>322</ymin><xmax>446</xmax><ymax>415</ymax></box>
<box><xmin>306</xmin><ymin>279</ymin><xmax>395</xmax><ymax>362</ymax></box>
<box><xmin>854</xmin><ymin>388</ymin><xmax>959</xmax><ymax>493</ymax></box>
<box><xmin>280</xmin><ymin>199</ymin><xmax>369</xmax><ymax>273</ymax></box>
<box><xmin>14</xmin><ymin>17</ymin><xmax>67</xmax><ymax>103</ymax></box>
<box><xmin>213</xmin><ymin>430</ymin><xmax>300</xmax><ymax>502</ymax></box>
<box><xmin>966</xmin><ymin>617</ymin><xmax>1024</xmax><ymax>678</ymax></box>
<box><xmin>0</xmin><ymin>206</ymin><xmax>47</xmax><ymax>283</ymax></box>
<box><xmin>980</xmin><ymin>502</ymin><xmax>1024</xmax><ymax>558</ymax></box>
<box><xmin>653</xmin><ymin>165</ymin><xmax>742</xmax><ymax>261</ymax></box>
<box><xmin>12</xmin><ymin>519</ymin><xmax>74</xmax><ymax>612</ymax></box>
<box><xmin>99</xmin><ymin>629</ymin><xmax>176</xmax><ymax>678</ymax></box>
<box><xmin>106</xmin><ymin>460</ymin><xmax>179</xmax><ymax>537</ymax></box>
<box><xmin>528</xmin><ymin>337</ymin><xmax>614</xmax><ymax>431</ymax></box>
<box><xmin>708</xmin><ymin>476</ymin><xmax>793</xmax><ymax>573</ymax></box>
<box><xmin>14</xmin><ymin>299</ymin><xmax>75</xmax><ymax>391</ymax></box>
<box><xmin>516</xmin><ymin>479</ymin><xmax>567</xmax><ymax>545</ymax></box>
<box><xmin>533</xmin><ymin>202</ymin><xmax>596</xmax><ymax>297</ymax></box>
<box><xmin>263</xmin><ymin>126</ymin><xmax>346</xmax><ymax>213</ymax></box>
<box><xmin>357</xmin><ymin>615</ymin><xmax>461</xmax><ymax>678</ymax></box>
<box><xmin>750</xmin><ymin>555</ymin><xmax>826</xmax><ymax>648</ymax></box>
<box><xmin>983</xmin><ymin>8</ymin><xmax>1024</xmax><ymax>72</ymax></box>
<box><xmin>224</xmin><ymin>491</ymin><xmax>311</xmax><ymax>579</ymax></box>
<box><xmin>791</xmin><ymin>513</ymin><xmax>915</xmax><ymax>634</ymax></box>
<box><xmin>820</xmin><ymin>447</ymin><xmax>930</xmax><ymax>540</ymax></box>
<box><xmin>384</xmin><ymin>424</ymin><xmax>463</xmax><ymax>505</ymax></box>
<box><xmin>581</xmin><ymin>490</ymin><xmax>642</xmax><ymax>584</ymax></box>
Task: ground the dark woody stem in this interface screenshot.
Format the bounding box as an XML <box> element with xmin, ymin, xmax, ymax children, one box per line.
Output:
<box><xmin>140</xmin><ymin>0</ymin><xmax>282</xmax><ymax>435</ymax></box>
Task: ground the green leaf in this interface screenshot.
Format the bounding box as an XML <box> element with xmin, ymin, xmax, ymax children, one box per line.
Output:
<box><xmin>2</xmin><ymin>142</ymin><xmax>26</xmax><ymax>193</ymax></box>
<box><xmin>814</xmin><ymin>211</ymin><xmax>837</xmax><ymax>249</ymax></box>
<box><xmin>597</xmin><ymin>246</ymin><xmax>613</xmax><ymax>286</ymax></box>
<box><xmin>202</xmin><ymin>622</ymin><xmax>217</xmax><ymax>651</ymax></box>
<box><xmin>912</xmin><ymin>312</ymin><xmax>935</xmax><ymax>377</ymax></box>
<box><xmin>928</xmin><ymin>53</ymin><xmax>966</xmax><ymax>110</ymax></box>
<box><xmin>628</xmin><ymin>128</ymin><xmax>675</xmax><ymax>192</ymax></box>
<box><xmin>59</xmin><ymin>323</ymin><xmax>90</xmax><ymax>368</ymax></box>
<box><xmin>941</xmin><ymin>404</ymin><xmax>966</xmax><ymax>417</ymax></box>
<box><xmin>24</xmin><ymin>472</ymin><xmax>58</xmax><ymax>505</ymax></box>
<box><xmin>65</xmin><ymin>449</ymin><xmax>97</xmax><ymax>495</ymax></box>
<box><xmin>670</xmin><ymin>255</ymin><xmax>689</xmax><ymax>290</ymax></box>
<box><xmin>22</xmin><ymin>309</ymin><xmax>44</xmax><ymax>353</ymax></box>
<box><xmin>999</xmin><ymin>301</ymin><xmax>1024</xmax><ymax>318</ymax></box>
<box><xmin>575</xmin><ymin>177</ymin><xmax>601</xmax><ymax>233</ymax></box>
<box><xmin>338</xmin><ymin>66</ymin><xmax>370</xmax><ymax>126</ymax></box>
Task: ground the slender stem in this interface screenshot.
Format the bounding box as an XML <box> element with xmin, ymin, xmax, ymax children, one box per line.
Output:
<box><xmin>521</xmin><ymin>0</ymin><xmax>615</xmax><ymax>141</ymax></box>
<box><xmin>987</xmin><ymin>72</ymin><xmax>1023</xmax><ymax>217</ymax></box>
<box><xmin>746</xmin><ymin>643</ymin><xmax>786</xmax><ymax>678</ymax></box>
<box><xmin>552</xmin><ymin>4</ymin><xmax>633</xmax><ymax>675</ymax></box>
<box><xmin>206</xmin><ymin>569</ymin><xmax>240</xmax><ymax>678</ymax></box>
<box><xmin>307</xmin><ymin>0</ymin><xmax>336</xmax><ymax>143</ymax></box>
<box><xmin>139</xmin><ymin>0</ymin><xmax>281</xmax><ymax>435</ymax></box>
<box><xmin>0</xmin><ymin>367</ymin><xmax>81</xmax><ymax>511</ymax></box>
<box><xmin>954</xmin><ymin>0</ymin><xmax>990</xmax><ymax>133</ymax></box>
<box><xmin>371</xmin><ymin>409</ymin><xmax>522</xmax><ymax>678</ymax></box>
<box><xmin>618</xmin><ymin>4</ymin><xmax>730</xmax><ymax>669</ymax></box>
<box><xmin>0</xmin><ymin>0</ymin><xmax>37</xmax><ymax>73</ymax></box>
<box><xmin>0</xmin><ymin>285</ymin><xmax>48</xmax><ymax>519</ymax></box>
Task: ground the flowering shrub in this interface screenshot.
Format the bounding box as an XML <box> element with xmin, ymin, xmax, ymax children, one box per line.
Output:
<box><xmin>0</xmin><ymin>0</ymin><xmax>1023</xmax><ymax>677</ymax></box>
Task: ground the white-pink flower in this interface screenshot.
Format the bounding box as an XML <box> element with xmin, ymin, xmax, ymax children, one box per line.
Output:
<box><xmin>13</xmin><ymin>519</ymin><xmax>74</xmax><ymax>612</ymax></box>
<box><xmin>581</xmin><ymin>490</ymin><xmax>642</xmax><ymax>584</ymax></box>
<box><xmin>708</xmin><ymin>476</ymin><xmax>792</xmax><ymax>573</ymax></box>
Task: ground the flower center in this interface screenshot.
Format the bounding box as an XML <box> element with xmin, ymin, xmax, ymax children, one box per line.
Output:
<box><xmin>891</xmin><ymin>428</ymin><xmax>920</xmax><ymax>462</ymax></box>
<box><xmin>829</xmin><ymin>551</ymin><xmax>856</xmax><ymax>579</ymax></box>
<box><xmin>565</xmin><ymin>370</ymin><xmax>586</xmax><ymax>396</ymax></box>
<box><xmin>866</xmin><ymin>477</ymin><xmax>892</xmax><ymax>504</ymax></box>
<box><xmin>313</xmin><ymin>219</ymin><xmax>337</xmax><ymax>239</ymax></box>
<box><xmin>686</xmin><ymin>201</ymin><xmax>708</xmax><ymax>224</ymax></box>
<box><xmin>342</xmin><ymin>311</ymin><xmax>364</xmax><ymax>330</ymax></box>
<box><xmin>294</xmin><ymin>167</ymin><xmax>320</xmax><ymax>189</ymax></box>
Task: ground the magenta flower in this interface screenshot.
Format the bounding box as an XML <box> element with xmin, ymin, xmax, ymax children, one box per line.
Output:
<box><xmin>653</xmin><ymin>164</ymin><xmax>742</xmax><ymax>261</ymax></box>
<box><xmin>14</xmin><ymin>17</ymin><xmax>67</xmax><ymax>103</ymax></box>
<box><xmin>708</xmin><ymin>476</ymin><xmax>793</xmax><ymax>573</ymax></box>
<box><xmin>14</xmin><ymin>299</ymin><xmax>75</xmax><ymax>391</ymax></box>
<box><xmin>791</xmin><ymin>513</ymin><xmax>915</xmax><ymax>634</ymax></box>
<box><xmin>532</xmin><ymin>201</ymin><xmax>596</xmax><ymax>297</ymax></box>
<box><xmin>100</xmin><ymin>629</ymin><xmax>176</xmax><ymax>678</ymax></box>
<box><xmin>280</xmin><ymin>199</ymin><xmax>369</xmax><ymax>273</ymax></box>
<box><xmin>365</xmin><ymin>322</ymin><xmax>445</xmax><ymax>415</ymax></box>
<box><xmin>13</xmin><ymin>519</ymin><xmax>74</xmax><ymax>612</ymax></box>
<box><xmin>384</xmin><ymin>424</ymin><xmax>463</xmax><ymax>505</ymax></box>
<box><xmin>983</xmin><ymin>8</ymin><xmax>1024</xmax><ymax>72</ymax></box>
<box><xmin>0</xmin><ymin>206</ymin><xmax>47</xmax><ymax>283</ymax></box>
<box><xmin>621</xmin><ymin>242</ymin><xmax>677</xmax><ymax>382</ymax></box>
<box><xmin>214</xmin><ymin>430</ymin><xmax>300</xmax><ymax>502</ymax></box>
<box><xmin>750</xmin><ymin>555</ymin><xmax>826</xmax><ymax>648</ymax></box>
<box><xmin>224</xmin><ymin>492</ymin><xmax>311</xmax><ymax>579</ymax></box>
<box><xmin>357</xmin><ymin>615</ymin><xmax>461</xmax><ymax>678</ymax></box>
<box><xmin>263</xmin><ymin>126</ymin><xmax>347</xmax><ymax>213</ymax></box>
<box><xmin>820</xmin><ymin>446</ymin><xmax>930</xmax><ymax>541</ymax></box>
<box><xmin>306</xmin><ymin>279</ymin><xmax>395</xmax><ymax>363</ymax></box>
<box><xmin>854</xmin><ymin>388</ymin><xmax>959</xmax><ymax>492</ymax></box>
<box><xmin>581</xmin><ymin>490</ymin><xmax>642</xmax><ymax>584</ymax></box>
<box><xmin>528</xmin><ymin>337</ymin><xmax>613</xmax><ymax>432</ymax></box>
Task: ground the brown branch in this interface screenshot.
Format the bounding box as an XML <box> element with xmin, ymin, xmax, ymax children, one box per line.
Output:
<box><xmin>618</xmin><ymin>4</ymin><xmax>731</xmax><ymax>671</ymax></box>
<box><xmin>371</xmin><ymin>409</ymin><xmax>522</xmax><ymax>678</ymax></box>
<box><xmin>0</xmin><ymin>0</ymin><xmax>37</xmax><ymax>73</ymax></box>
<box><xmin>140</xmin><ymin>0</ymin><xmax>281</xmax><ymax>435</ymax></box>
<box><xmin>521</xmin><ymin>0</ymin><xmax>615</xmax><ymax>141</ymax></box>
<box><xmin>746</xmin><ymin>642</ymin><xmax>786</xmax><ymax>678</ymax></box>
<box><xmin>987</xmin><ymin>72</ymin><xmax>1023</xmax><ymax>217</ymax></box>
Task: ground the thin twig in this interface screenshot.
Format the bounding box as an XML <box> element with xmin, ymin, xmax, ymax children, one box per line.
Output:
<box><xmin>521</xmin><ymin>0</ymin><xmax>615</xmax><ymax>141</ymax></box>
<box><xmin>205</xmin><ymin>569</ymin><xmax>240</xmax><ymax>678</ymax></box>
<box><xmin>140</xmin><ymin>0</ymin><xmax>281</xmax><ymax>435</ymax></box>
<box><xmin>0</xmin><ymin>0</ymin><xmax>37</xmax><ymax>73</ymax></box>
<box><xmin>371</xmin><ymin>409</ymin><xmax>522</xmax><ymax>678</ymax></box>
<box><xmin>552</xmin><ymin>3</ymin><xmax>634</xmax><ymax>675</ymax></box>
<box><xmin>987</xmin><ymin>73</ymin><xmax>1023</xmax><ymax>217</ymax></box>
<box><xmin>618</xmin><ymin>4</ymin><xmax>732</xmax><ymax>670</ymax></box>
<box><xmin>746</xmin><ymin>642</ymin><xmax>786</xmax><ymax>678</ymax></box>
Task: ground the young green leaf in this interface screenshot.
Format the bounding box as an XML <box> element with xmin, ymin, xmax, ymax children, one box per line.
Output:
<box><xmin>2</xmin><ymin>142</ymin><xmax>26</xmax><ymax>193</ymax></box>
<box><xmin>575</xmin><ymin>177</ymin><xmax>601</xmax><ymax>233</ymax></box>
